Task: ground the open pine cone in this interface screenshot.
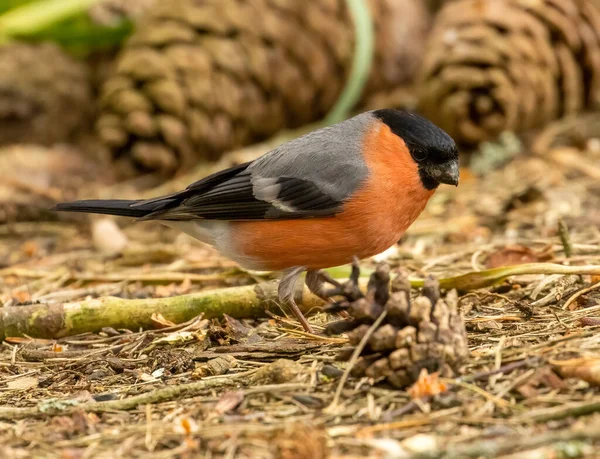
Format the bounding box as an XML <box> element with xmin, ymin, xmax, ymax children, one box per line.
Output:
<box><xmin>325</xmin><ymin>263</ymin><xmax>468</xmax><ymax>388</ymax></box>
<box><xmin>0</xmin><ymin>42</ymin><xmax>93</xmax><ymax>146</ymax></box>
<box><xmin>418</xmin><ymin>0</ymin><xmax>600</xmax><ymax>146</ymax></box>
<box><xmin>89</xmin><ymin>0</ymin><xmax>156</xmax><ymax>25</ymax></box>
<box><xmin>97</xmin><ymin>0</ymin><xmax>431</xmax><ymax>177</ymax></box>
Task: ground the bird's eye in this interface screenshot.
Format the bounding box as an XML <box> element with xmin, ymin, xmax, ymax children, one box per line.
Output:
<box><xmin>412</xmin><ymin>149</ymin><xmax>428</xmax><ymax>162</ymax></box>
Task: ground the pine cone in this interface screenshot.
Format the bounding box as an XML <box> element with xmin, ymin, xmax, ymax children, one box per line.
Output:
<box><xmin>89</xmin><ymin>0</ymin><xmax>157</xmax><ymax>26</ymax></box>
<box><xmin>0</xmin><ymin>42</ymin><xmax>93</xmax><ymax>146</ymax></box>
<box><xmin>325</xmin><ymin>263</ymin><xmax>468</xmax><ymax>388</ymax></box>
<box><xmin>425</xmin><ymin>0</ymin><xmax>457</xmax><ymax>13</ymax></box>
<box><xmin>97</xmin><ymin>0</ymin><xmax>431</xmax><ymax>177</ymax></box>
<box><xmin>417</xmin><ymin>0</ymin><xmax>600</xmax><ymax>146</ymax></box>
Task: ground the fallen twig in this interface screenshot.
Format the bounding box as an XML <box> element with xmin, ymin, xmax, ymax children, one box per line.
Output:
<box><xmin>0</xmin><ymin>371</ymin><xmax>254</xmax><ymax>420</ymax></box>
<box><xmin>414</xmin><ymin>426</ymin><xmax>600</xmax><ymax>459</ymax></box>
<box><xmin>4</xmin><ymin>263</ymin><xmax>600</xmax><ymax>340</ymax></box>
<box><xmin>411</xmin><ymin>263</ymin><xmax>600</xmax><ymax>291</ymax></box>
<box><xmin>562</xmin><ymin>280</ymin><xmax>600</xmax><ymax>310</ymax></box>
<box><xmin>0</xmin><ymin>268</ymin><xmax>244</xmax><ymax>284</ymax></box>
<box><xmin>325</xmin><ymin>310</ymin><xmax>387</xmax><ymax>413</ymax></box>
<box><xmin>460</xmin><ymin>357</ymin><xmax>543</xmax><ymax>383</ymax></box>
<box><xmin>0</xmin><ymin>281</ymin><xmax>326</xmax><ymax>340</ymax></box>
<box><xmin>517</xmin><ymin>399</ymin><xmax>600</xmax><ymax>424</ymax></box>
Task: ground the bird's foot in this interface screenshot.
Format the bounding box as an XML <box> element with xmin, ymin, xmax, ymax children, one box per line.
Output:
<box><xmin>278</xmin><ymin>267</ymin><xmax>314</xmax><ymax>334</ymax></box>
<box><xmin>305</xmin><ymin>269</ymin><xmax>343</xmax><ymax>301</ymax></box>
<box><xmin>313</xmin><ymin>257</ymin><xmax>364</xmax><ymax>303</ymax></box>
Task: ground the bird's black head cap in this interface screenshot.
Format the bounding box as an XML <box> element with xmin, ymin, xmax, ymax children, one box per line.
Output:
<box><xmin>373</xmin><ymin>109</ymin><xmax>459</xmax><ymax>190</ymax></box>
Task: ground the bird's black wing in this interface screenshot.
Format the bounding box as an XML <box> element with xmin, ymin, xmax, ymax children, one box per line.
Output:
<box><xmin>55</xmin><ymin>114</ymin><xmax>372</xmax><ymax>221</ymax></box>
<box><xmin>136</xmin><ymin>162</ymin><xmax>344</xmax><ymax>221</ymax></box>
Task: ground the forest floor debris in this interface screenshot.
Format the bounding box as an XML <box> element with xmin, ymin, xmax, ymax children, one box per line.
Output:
<box><xmin>1</xmin><ymin>143</ymin><xmax>600</xmax><ymax>458</ymax></box>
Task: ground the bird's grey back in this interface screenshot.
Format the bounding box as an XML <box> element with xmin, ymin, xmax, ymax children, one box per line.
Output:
<box><xmin>249</xmin><ymin>112</ymin><xmax>374</xmax><ymax>202</ymax></box>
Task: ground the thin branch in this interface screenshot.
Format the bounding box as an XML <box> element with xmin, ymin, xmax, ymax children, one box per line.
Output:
<box><xmin>562</xmin><ymin>280</ymin><xmax>600</xmax><ymax>310</ymax></box>
<box><xmin>518</xmin><ymin>399</ymin><xmax>600</xmax><ymax>424</ymax></box>
<box><xmin>0</xmin><ymin>371</ymin><xmax>254</xmax><ymax>420</ymax></box>
<box><xmin>325</xmin><ymin>310</ymin><xmax>387</xmax><ymax>413</ymax></box>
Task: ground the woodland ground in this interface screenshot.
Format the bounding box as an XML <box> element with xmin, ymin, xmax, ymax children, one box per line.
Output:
<box><xmin>1</xmin><ymin>139</ymin><xmax>600</xmax><ymax>458</ymax></box>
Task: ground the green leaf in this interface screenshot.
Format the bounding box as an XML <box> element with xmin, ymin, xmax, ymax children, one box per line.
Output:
<box><xmin>0</xmin><ymin>0</ymin><xmax>104</xmax><ymax>37</ymax></box>
<box><xmin>0</xmin><ymin>0</ymin><xmax>133</xmax><ymax>55</ymax></box>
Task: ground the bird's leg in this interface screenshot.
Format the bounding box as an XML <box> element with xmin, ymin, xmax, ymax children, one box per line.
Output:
<box><xmin>305</xmin><ymin>269</ymin><xmax>343</xmax><ymax>300</ymax></box>
<box><xmin>278</xmin><ymin>266</ymin><xmax>314</xmax><ymax>334</ymax></box>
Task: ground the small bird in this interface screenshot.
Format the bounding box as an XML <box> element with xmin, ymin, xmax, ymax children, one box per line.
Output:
<box><xmin>53</xmin><ymin>109</ymin><xmax>459</xmax><ymax>333</ymax></box>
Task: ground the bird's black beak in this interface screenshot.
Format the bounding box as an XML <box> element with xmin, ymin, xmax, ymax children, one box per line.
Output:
<box><xmin>426</xmin><ymin>160</ymin><xmax>460</xmax><ymax>187</ymax></box>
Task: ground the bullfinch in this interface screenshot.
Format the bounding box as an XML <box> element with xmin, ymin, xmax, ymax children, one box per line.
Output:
<box><xmin>53</xmin><ymin>109</ymin><xmax>459</xmax><ymax>333</ymax></box>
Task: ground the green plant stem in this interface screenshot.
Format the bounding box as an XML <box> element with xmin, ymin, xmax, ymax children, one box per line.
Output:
<box><xmin>324</xmin><ymin>0</ymin><xmax>374</xmax><ymax>124</ymax></box>
<box><xmin>415</xmin><ymin>263</ymin><xmax>600</xmax><ymax>291</ymax></box>
<box><xmin>328</xmin><ymin>262</ymin><xmax>600</xmax><ymax>292</ymax></box>
<box><xmin>0</xmin><ymin>0</ymin><xmax>103</xmax><ymax>38</ymax></box>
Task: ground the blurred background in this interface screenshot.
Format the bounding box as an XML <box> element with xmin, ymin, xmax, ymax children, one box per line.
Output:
<box><xmin>3</xmin><ymin>4</ymin><xmax>600</xmax><ymax>456</ymax></box>
<box><xmin>2</xmin><ymin>0</ymin><xmax>600</xmax><ymax>239</ymax></box>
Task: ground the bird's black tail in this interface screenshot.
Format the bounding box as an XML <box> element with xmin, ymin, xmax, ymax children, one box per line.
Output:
<box><xmin>52</xmin><ymin>199</ymin><xmax>160</xmax><ymax>219</ymax></box>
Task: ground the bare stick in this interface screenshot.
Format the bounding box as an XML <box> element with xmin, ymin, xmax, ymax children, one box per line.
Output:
<box><xmin>562</xmin><ymin>280</ymin><xmax>600</xmax><ymax>310</ymax></box>
<box><xmin>325</xmin><ymin>310</ymin><xmax>387</xmax><ymax>413</ymax></box>
<box><xmin>0</xmin><ymin>281</ymin><xmax>326</xmax><ymax>340</ymax></box>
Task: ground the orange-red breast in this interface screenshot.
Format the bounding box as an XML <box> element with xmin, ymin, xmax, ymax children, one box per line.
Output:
<box><xmin>53</xmin><ymin>109</ymin><xmax>459</xmax><ymax>332</ymax></box>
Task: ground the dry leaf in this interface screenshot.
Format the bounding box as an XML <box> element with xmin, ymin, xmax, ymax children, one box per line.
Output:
<box><xmin>71</xmin><ymin>410</ymin><xmax>100</xmax><ymax>435</ymax></box>
<box><xmin>214</xmin><ymin>391</ymin><xmax>244</xmax><ymax>415</ymax></box>
<box><xmin>475</xmin><ymin>321</ymin><xmax>503</xmax><ymax>331</ymax></box>
<box><xmin>153</xmin><ymin>331</ymin><xmax>204</xmax><ymax>346</ymax></box>
<box><xmin>154</xmin><ymin>283</ymin><xmax>179</xmax><ymax>298</ymax></box>
<box><xmin>173</xmin><ymin>415</ymin><xmax>199</xmax><ymax>435</ymax></box>
<box><xmin>516</xmin><ymin>367</ymin><xmax>567</xmax><ymax>398</ymax></box>
<box><xmin>60</xmin><ymin>448</ymin><xmax>85</xmax><ymax>459</ymax></box>
<box><xmin>150</xmin><ymin>312</ymin><xmax>177</xmax><ymax>328</ymax></box>
<box><xmin>554</xmin><ymin>358</ymin><xmax>600</xmax><ymax>387</ymax></box>
<box><xmin>407</xmin><ymin>369</ymin><xmax>448</xmax><ymax>399</ymax></box>
<box><xmin>155</xmin><ymin>278</ymin><xmax>193</xmax><ymax>298</ymax></box>
<box><xmin>12</xmin><ymin>290</ymin><xmax>31</xmax><ymax>304</ymax></box>
<box><xmin>132</xmin><ymin>370</ymin><xmax>156</xmax><ymax>382</ymax></box>
<box><xmin>485</xmin><ymin>245</ymin><xmax>550</xmax><ymax>269</ymax></box>
<box><xmin>21</xmin><ymin>240</ymin><xmax>40</xmax><ymax>258</ymax></box>
<box><xmin>515</xmin><ymin>383</ymin><xmax>538</xmax><ymax>399</ymax></box>
<box><xmin>579</xmin><ymin>317</ymin><xmax>600</xmax><ymax>327</ymax></box>
<box><xmin>278</xmin><ymin>424</ymin><xmax>328</xmax><ymax>459</ymax></box>
<box><xmin>223</xmin><ymin>314</ymin><xmax>260</xmax><ymax>343</ymax></box>
<box><xmin>7</xmin><ymin>376</ymin><xmax>39</xmax><ymax>390</ymax></box>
